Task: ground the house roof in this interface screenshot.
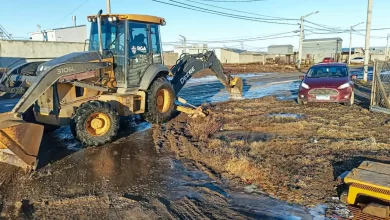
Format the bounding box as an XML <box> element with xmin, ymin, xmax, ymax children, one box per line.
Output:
<box><xmin>303</xmin><ymin>37</ymin><xmax>343</xmax><ymax>42</ymax></box>
<box><xmin>223</xmin><ymin>48</ymin><xmax>246</xmax><ymax>54</ymax></box>
<box><xmin>52</xmin><ymin>25</ymin><xmax>86</xmax><ymax>31</ymax></box>
<box><xmin>268</xmin><ymin>44</ymin><xmax>293</xmax><ymax>48</ymax></box>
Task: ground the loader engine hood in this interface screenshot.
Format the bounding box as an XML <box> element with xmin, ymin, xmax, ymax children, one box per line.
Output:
<box><xmin>36</xmin><ymin>51</ymin><xmax>102</xmax><ymax>75</ymax></box>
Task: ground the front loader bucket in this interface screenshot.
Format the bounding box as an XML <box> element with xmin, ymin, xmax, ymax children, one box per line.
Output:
<box><xmin>228</xmin><ymin>76</ymin><xmax>243</xmax><ymax>99</ymax></box>
<box><xmin>0</xmin><ymin>114</ymin><xmax>44</xmax><ymax>170</ymax></box>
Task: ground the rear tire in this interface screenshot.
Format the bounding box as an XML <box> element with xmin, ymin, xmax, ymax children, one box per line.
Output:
<box><xmin>144</xmin><ymin>77</ymin><xmax>175</xmax><ymax>124</ymax></box>
<box><xmin>71</xmin><ymin>101</ymin><xmax>119</xmax><ymax>146</ymax></box>
<box><xmin>344</xmin><ymin>92</ymin><xmax>354</xmax><ymax>106</ymax></box>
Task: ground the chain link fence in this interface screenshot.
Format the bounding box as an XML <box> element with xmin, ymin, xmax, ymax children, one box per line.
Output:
<box><xmin>370</xmin><ymin>61</ymin><xmax>390</xmax><ymax>113</ymax></box>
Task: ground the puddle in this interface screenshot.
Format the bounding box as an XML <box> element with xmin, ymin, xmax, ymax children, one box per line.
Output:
<box><xmin>213</xmin><ymin>131</ymin><xmax>272</xmax><ymax>142</ymax></box>
<box><xmin>266</xmin><ymin>113</ymin><xmax>306</xmax><ymax>120</ymax></box>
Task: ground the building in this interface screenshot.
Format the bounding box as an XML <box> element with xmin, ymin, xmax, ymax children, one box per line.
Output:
<box><xmin>267</xmin><ymin>45</ymin><xmax>293</xmax><ymax>55</ymax></box>
<box><xmin>302</xmin><ymin>37</ymin><xmax>343</xmax><ymax>63</ymax></box>
<box><xmin>173</xmin><ymin>44</ymin><xmax>208</xmax><ymax>55</ymax></box>
<box><xmin>30</xmin><ymin>25</ymin><xmax>87</xmax><ymax>43</ymax></box>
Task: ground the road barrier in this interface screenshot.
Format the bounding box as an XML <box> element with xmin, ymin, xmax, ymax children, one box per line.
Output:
<box><xmin>370</xmin><ymin>61</ymin><xmax>390</xmax><ymax>113</ymax></box>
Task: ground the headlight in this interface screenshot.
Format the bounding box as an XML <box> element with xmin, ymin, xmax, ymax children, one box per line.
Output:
<box><xmin>301</xmin><ymin>82</ymin><xmax>310</xmax><ymax>89</ymax></box>
<box><xmin>112</xmin><ymin>16</ymin><xmax>117</xmax><ymax>21</ymax></box>
<box><xmin>92</xmin><ymin>18</ymin><xmax>96</xmax><ymax>22</ymax></box>
<box><xmin>338</xmin><ymin>82</ymin><xmax>351</xmax><ymax>89</ymax></box>
<box><xmin>108</xmin><ymin>17</ymin><xmax>113</xmax><ymax>22</ymax></box>
<box><xmin>87</xmin><ymin>17</ymin><xmax>92</xmax><ymax>22</ymax></box>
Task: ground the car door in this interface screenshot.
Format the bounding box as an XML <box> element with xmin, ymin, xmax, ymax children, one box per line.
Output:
<box><xmin>127</xmin><ymin>22</ymin><xmax>152</xmax><ymax>88</ymax></box>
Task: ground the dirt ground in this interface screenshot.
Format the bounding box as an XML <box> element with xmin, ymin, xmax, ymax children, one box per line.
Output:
<box><xmin>152</xmin><ymin>90</ymin><xmax>390</xmax><ymax>208</ymax></box>
<box><xmin>168</xmin><ymin>63</ymin><xmax>310</xmax><ymax>78</ymax></box>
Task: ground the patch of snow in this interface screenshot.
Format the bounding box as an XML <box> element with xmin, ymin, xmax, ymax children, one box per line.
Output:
<box><xmin>134</xmin><ymin>122</ymin><xmax>152</xmax><ymax>132</ymax></box>
<box><xmin>286</xmin><ymin>216</ymin><xmax>302</xmax><ymax>220</ymax></box>
<box><xmin>308</xmin><ymin>204</ymin><xmax>327</xmax><ymax>220</ymax></box>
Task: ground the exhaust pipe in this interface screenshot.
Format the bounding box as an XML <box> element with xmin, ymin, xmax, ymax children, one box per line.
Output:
<box><xmin>96</xmin><ymin>10</ymin><xmax>103</xmax><ymax>55</ymax></box>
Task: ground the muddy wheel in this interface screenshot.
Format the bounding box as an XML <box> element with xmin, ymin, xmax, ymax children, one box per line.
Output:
<box><xmin>144</xmin><ymin>77</ymin><xmax>175</xmax><ymax>124</ymax></box>
<box><xmin>297</xmin><ymin>96</ymin><xmax>305</xmax><ymax>105</ymax></box>
<box><xmin>71</xmin><ymin>101</ymin><xmax>119</xmax><ymax>146</ymax></box>
<box><xmin>344</xmin><ymin>92</ymin><xmax>354</xmax><ymax>106</ymax></box>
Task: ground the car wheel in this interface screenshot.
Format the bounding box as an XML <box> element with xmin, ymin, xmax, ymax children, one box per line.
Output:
<box><xmin>297</xmin><ymin>96</ymin><xmax>306</xmax><ymax>105</ymax></box>
<box><xmin>345</xmin><ymin>92</ymin><xmax>355</xmax><ymax>106</ymax></box>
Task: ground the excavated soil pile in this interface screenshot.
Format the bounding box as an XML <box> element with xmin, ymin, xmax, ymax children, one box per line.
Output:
<box><xmin>153</xmin><ymin>96</ymin><xmax>390</xmax><ymax>206</ymax></box>
<box><xmin>167</xmin><ymin>63</ymin><xmax>309</xmax><ymax>78</ymax></box>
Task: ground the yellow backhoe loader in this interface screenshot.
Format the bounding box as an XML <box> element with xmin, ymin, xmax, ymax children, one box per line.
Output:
<box><xmin>0</xmin><ymin>10</ymin><xmax>243</xmax><ymax>170</ymax></box>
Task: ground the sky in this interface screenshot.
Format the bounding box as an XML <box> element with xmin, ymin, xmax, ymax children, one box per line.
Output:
<box><xmin>1</xmin><ymin>0</ymin><xmax>390</xmax><ymax>52</ymax></box>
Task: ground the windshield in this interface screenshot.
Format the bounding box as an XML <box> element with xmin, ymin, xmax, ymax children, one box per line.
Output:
<box><xmin>306</xmin><ymin>66</ymin><xmax>348</xmax><ymax>78</ymax></box>
<box><xmin>89</xmin><ymin>18</ymin><xmax>125</xmax><ymax>54</ymax></box>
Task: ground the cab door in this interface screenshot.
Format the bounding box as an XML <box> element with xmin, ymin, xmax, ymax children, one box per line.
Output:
<box><xmin>127</xmin><ymin>22</ymin><xmax>152</xmax><ymax>88</ymax></box>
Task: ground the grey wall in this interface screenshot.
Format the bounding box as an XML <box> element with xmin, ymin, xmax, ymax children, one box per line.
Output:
<box><xmin>302</xmin><ymin>40</ymin><xmax>342</xmax><ymax>63</ymax></box>
<box><xmin>268</xmin><ymin>46</ymin><xmax>293</xmax><ymax>55</ymax></box>
<box><xmin>55</xmin><ymin>26</ymin><xmax>87</xmax><ymax>43</ymax></box>
<box><xmin>0</xmin><ymin>40</ymin><xmax>87</xmax><ymax>67</ymax></box>
<box><xmin>163</xmin><ymin>52</ymin><xmax>179</xmax><ymax>66</ymax></box>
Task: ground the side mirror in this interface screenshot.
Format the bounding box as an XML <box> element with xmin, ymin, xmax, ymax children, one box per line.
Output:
<box><xmin>299</xmin><ymin>75</ymin><xmax>305</xmax><ymax>80</ymax></box>
<box><xmin>351</xmin><ymin>74</ymin><xmax>357</xmax><ymax>80</ymax></box>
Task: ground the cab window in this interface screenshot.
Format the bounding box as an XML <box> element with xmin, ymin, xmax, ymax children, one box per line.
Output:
<box><xmin>128</xmin><ymin>22</ymin><xmax>149</xmax><ymax>56</ymax></box>
<box><xmin>150</xmin><ymin>24</ymin><xmax>161</xmax><ymax>54</ymax></box>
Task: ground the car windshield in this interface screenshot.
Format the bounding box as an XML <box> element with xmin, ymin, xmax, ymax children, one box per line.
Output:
<box><xmin>306</xmin><ymin>66</ymin><xmax>348</xmax><ymax>78</ymax></box>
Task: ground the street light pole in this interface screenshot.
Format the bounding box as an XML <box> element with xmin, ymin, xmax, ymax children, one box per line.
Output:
<box><xmin>386</xmin><ymin>33</ymin><xmax>390</xmax><ymax>61</ymax></box>
<box><xmin>106</xmin><ymin>0</ymin><xmax>111</xmax><ymax>14</ymax></box>
<box><xmin>349</xmin><ymin>22</ymin><xmax>364</xmax><ymax>65</ymax></box>
<box><xmin>298</xmin><ymin>11</ymin><xmax>319</xmax><ymax>69</ymax></box>
<box><xmin>363</xmin><ymin>0</ymin><xmax>373</xmax><ymax>82</ymax></box>
<box><xmin>179</xmin><ymin>35</ymin><xmax>187</xmax><ymax>54</ymax></box>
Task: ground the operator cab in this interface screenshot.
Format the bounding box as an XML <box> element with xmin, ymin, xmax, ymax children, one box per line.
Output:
<box><xmin>87</xmin><ymin>14</ymin><xmax>166</xmax><ymax>90</ymax></box>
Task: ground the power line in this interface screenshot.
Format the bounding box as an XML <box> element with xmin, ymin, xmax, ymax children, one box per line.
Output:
<box><xmin>53</xmin><ymin>0</ymin><xmax>90</xmax><ymax>26</ymax></box>
<box><xmin>152</xmin><ymin>0</ymin><xmax>298</xmax><ymax>25</ymax></box>
<box><xmin>352</xmin><ymin>29</ymin><xmax>387</xmax><ymax>39</ymax></box>
<box><xmin>305</xmin><ymin>20</ymin><xmax>347</xmax><ymax>31</ymax></box>
<box><xmin>184</xmin><ymin>0</ymin><xmax>296</xmax><ymax>20</ymax></box>
<box><xmin>186</xmin><ymin>31</ymin><xmax>297</xmax><ymax>43</ymax></box>
<box><xmin>194</xmin><ymin>0</ymin><xmax>266</xmax><ymax>2</ymax></box>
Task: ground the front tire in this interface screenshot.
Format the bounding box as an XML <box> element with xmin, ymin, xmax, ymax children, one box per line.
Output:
<box><xmin>297</xmin><ymin>96</ymin><xmax>305</xmax><ymax>105</ymax></box>
<box><xmin>344</xmin><ymin>91</ymin><xmax>355</xmax><ymax>106</ymax></box>
<box><xmin>70</xmin><ymin>101</ymin><xmax>119</xmax><ymax>146</ymax></box>
<box><xmin>144</xmin><ymin>77</ymin><xmax>175</xmax><ymax>124</ymax></box>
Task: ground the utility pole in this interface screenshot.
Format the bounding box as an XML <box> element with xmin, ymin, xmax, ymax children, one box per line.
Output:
<box><xmin>241</xmin><ymin>42</ymin><xmax>244</xmax><ymax>50</ymax></box>
<box><xmin>106</xmin><ymin>0</ymin><xmax>111</xmax><ymax>14</ymax></box>
<box><xmin>363</xmin><ymin>0</ymin><xmax>373</xmax><ymax>82</ymax></box>
<box><xmin>386</xmin><ymin>33</ymin><xmax>390</xmax><ymax>61</ymax></box>
<box><xmin>298</xmin><ymin>11</ymin><xmax>319</xmax><ymax>69</ymax></box>
<box><xmin>179</xmin><ymin>35</ymin><xmax>186</xmax><ymax>54</ymax></box>
<box><xmin>348</xmin><ymin>22</ymin><xmax>364</xmax><ymax>64</ymax></box>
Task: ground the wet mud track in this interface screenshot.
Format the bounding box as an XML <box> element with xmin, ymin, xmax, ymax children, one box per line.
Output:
<box><xmin>0</xmin><ymin>72</ymin><xmax>321</xmax><ymax>219</ymax></box>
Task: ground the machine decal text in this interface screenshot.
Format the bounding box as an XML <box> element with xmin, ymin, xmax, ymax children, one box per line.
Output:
<box><xmin>180</xmin><ymin>66</ymin><xmax>196</xmax><ymax>84</ymax></box>
<box><xmin>57</xmin><ymin>67</ymin><xmax>75</xmax><ymax>75</ymax></box>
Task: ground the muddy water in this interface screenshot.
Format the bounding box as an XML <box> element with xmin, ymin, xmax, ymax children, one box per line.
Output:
<box><xmin>0</xmin><ymin>74</ymin><xmax>320</xmax><ymax>219</ymax></box>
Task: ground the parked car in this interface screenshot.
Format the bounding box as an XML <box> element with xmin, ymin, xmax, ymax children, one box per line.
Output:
<box><xmin>322</xmin><ymin>57</ymin><xmax>335</xmax><ymax>63</ymax></box>
<box><xmin>298</xmin><ymin>63</ymin><xmax>357</xmax><ymax>106</ymax></box>
<box><xmin>350</xmin><ymin>57</ymin><xmax>364</xmax><ymax>64</ymax></box>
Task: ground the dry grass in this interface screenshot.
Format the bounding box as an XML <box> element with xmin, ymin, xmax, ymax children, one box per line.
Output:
<box><xmin>152</xmin><ymin>97</ymin><xmax>390</xmax><ymax>206</ymax></box>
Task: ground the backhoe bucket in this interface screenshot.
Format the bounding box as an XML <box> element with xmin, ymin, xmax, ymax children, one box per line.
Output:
<box><xmin>228</xmin><ymin>76</ymin><xmax>243</xmax><ymax>99</ymax></box>
<box><xmin>0</xmin><ymin>114</ymin><xmax>44</xmax><ymax>170</ymax></box>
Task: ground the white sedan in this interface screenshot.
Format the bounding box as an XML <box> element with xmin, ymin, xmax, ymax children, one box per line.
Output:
<box><xmin>350</xmin><ymin>57</ymin><xmax>364</xmax><ymax>64</ymax></box>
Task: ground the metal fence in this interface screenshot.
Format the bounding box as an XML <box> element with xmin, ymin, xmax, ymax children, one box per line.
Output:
<box><xmin>370</xmin><ymin>61</ymin><xmax>390</xmax><ymax>113</ymax></box>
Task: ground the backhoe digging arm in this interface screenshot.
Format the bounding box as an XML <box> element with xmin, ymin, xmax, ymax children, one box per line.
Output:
<box><xmin>170</xmin><ymin>51</ymin><xmax>243</xmax><ymax>98</ymax></box>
